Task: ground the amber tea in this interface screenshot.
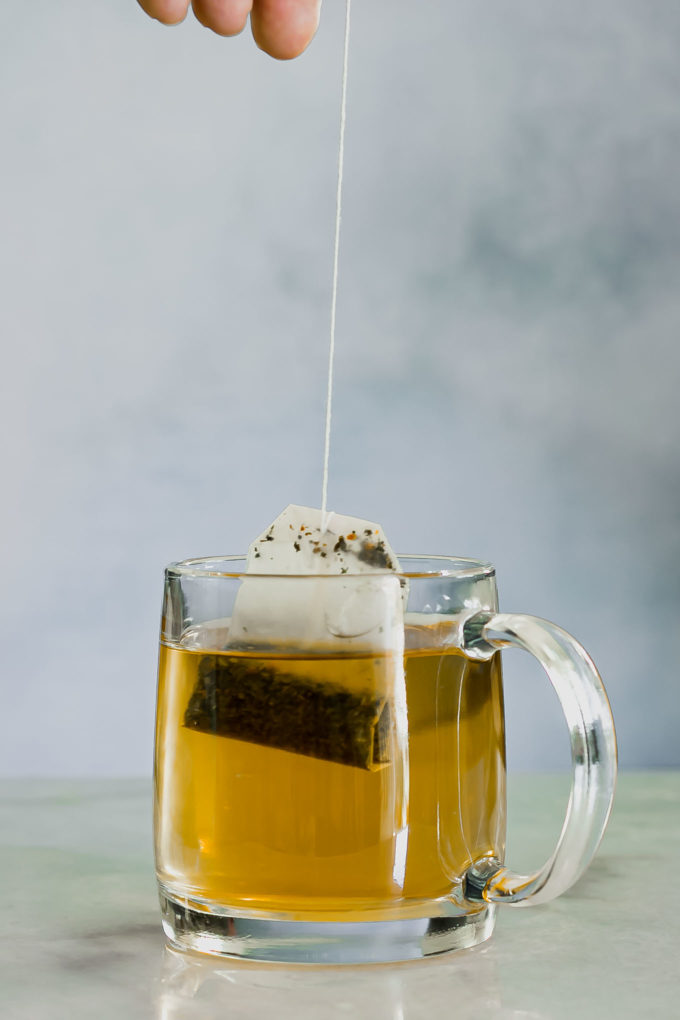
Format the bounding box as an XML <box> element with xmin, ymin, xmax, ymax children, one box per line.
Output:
<box><xmin>154</xmin><ymin>619</ymin><xmax>506</xmax><ymax>920</ymax></box>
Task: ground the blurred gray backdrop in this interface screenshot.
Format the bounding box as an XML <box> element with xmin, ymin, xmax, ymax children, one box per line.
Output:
<box><xmin>1</xmin><ymin>1</ymin><xmax>678</xmax><ymax>776</ymax></box>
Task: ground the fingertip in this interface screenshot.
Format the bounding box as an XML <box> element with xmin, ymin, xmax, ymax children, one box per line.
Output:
<box><xmin>192</xmin><ymin>13</ymin><xmax>246</xmax><ymax>39</ymax></box>
<box><xmin>161</xmin><ymin>13</ymin><xmax>189</xmax><ymax>26</ymax></box>
<box><xmin>252</xmin><ymin>29</ymin><xmax>314</xmax><ymax>61</ymax></box>
<box><xmin>139</xmin><ymin>0</ymin><xmax>190</xmax><ymax>26</ymax></box>
<box><xmin>192</xmin><ymin>0</ymin><xmax>253</xmax><ymax>38</ymax></box>
<box><xmin>251</xmin><ymin>0</ymin><xmax>320</xmax><ymax>61</ymax></box>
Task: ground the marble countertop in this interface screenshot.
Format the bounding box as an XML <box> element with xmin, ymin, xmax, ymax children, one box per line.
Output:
<box><xmin>1</xmin><ymin>772</ymin><xmax>677</xmax><ymax>1020</ymax></box>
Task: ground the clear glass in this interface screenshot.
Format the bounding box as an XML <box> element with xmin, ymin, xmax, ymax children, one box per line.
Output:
<box><xmin>154</xmin><ymin>556</ymin><xmax>616</xmax><ymax>963</ymax></box>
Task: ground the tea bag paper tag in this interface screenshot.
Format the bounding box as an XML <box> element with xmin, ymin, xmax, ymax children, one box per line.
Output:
<box><xmin>228</xmin><ymin>504</ymin><xmax>404</xmax><ymax>651</ymax></box>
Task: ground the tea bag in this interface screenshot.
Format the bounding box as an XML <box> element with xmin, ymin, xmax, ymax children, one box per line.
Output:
<box><xmin>184</xmin><ymin>653</ymin><xmax>393</xmax><ymax>769</ymax></box>
<box><xmin>228</xmin><ymin>504</ymin><xmax>403</xmax><ymax>651</ymax></box>
<box><xmin>184</xmin><ymin>505</ymin><xmax>405</xmax><ymax>769</ymax></box>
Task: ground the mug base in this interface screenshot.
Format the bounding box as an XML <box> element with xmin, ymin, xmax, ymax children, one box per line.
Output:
<box><xmin>159</xmin><ymin>889</ymin><xmax>496</xmax><ymax>964</ymax></box>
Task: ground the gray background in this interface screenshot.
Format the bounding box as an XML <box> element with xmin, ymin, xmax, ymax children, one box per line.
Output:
<box><xmin>1</xmin><ymin>1</ymin><xmax>678</xmax><ymax>776</ymax></box>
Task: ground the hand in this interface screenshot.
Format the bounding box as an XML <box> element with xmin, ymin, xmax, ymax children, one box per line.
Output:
<box><xmin>137</xmin><ymin>1</ymin><xmax>321</xmax><ymax>60</ymax></box>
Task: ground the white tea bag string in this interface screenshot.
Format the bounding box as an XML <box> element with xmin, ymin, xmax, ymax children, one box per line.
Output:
<box><xmin>320</xmin><ymin>0</ymin><xmax>352</xmax><ymax>532</ymax></box>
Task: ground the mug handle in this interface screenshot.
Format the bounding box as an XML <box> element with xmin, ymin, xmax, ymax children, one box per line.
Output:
<box><xmin>460</xmin><ymin>611</ymin><xmax>617</xmax><ymax>906</ymax></box>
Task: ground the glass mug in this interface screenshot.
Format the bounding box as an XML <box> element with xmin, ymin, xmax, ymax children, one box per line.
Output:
<box><xmin>154</xmin><ymin>556</ymin><xmax>617</xmax><ymax>964</ymax></box>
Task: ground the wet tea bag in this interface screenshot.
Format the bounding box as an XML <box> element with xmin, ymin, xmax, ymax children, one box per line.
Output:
<box><xmin>184</xmin><ymin>505</ymin><xmax>405</xmax><ymax>769</ymax></box>
<box><xmin>184</xmin><ymin>653</ymin><xmax>394</xmax><ymax>770</ymax></box>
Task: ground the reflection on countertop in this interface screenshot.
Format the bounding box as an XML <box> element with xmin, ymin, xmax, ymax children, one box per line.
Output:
<box><xmin>156</xmin><ymin>944</ymin><xmax>506</xmax><ymax>1020</ymax></box>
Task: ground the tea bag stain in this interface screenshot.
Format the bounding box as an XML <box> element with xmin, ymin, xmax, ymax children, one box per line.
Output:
<box><xmin>184</xmin><ymin>654</ymin><xmax>391</xmax><ymax>771</ymax></box>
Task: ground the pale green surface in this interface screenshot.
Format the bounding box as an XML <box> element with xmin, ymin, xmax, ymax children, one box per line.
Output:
<box><xmin>0</xmin><ymin>773</ymin><xmax>678</xmax><ymax>1019</ymax></box>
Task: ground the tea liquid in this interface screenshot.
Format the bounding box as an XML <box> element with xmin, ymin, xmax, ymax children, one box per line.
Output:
<box><xmin>155</xmin><ymin>620</ymin><xmax>506</xmax><ymax>919</ymax></box>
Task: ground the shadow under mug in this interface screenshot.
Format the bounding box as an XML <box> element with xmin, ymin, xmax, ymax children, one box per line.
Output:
<box><xmin>154</xmin><ymin>555</ymin><xmax>616</xmax><ymax>964</ymax></box>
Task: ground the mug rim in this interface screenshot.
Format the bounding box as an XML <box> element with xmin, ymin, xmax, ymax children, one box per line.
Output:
<box><xmin>165</xmin><ymin>554</ymin><xmax>496</xmax><ymax>581</ymax></box>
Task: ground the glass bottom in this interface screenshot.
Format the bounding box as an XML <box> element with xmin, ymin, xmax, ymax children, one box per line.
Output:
<box><xmin>159</xmin><ymin>889</ymin><xmax>496</xmax><ymax>964</ymax></box>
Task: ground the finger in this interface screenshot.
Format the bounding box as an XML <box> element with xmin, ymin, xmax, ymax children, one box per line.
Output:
<box><xmin>192</xmin><ymin>0</ymin><xmax>253</xmax><ymax>36</ymax></box>
<box><xmin>251</xmin><ymin>0</ymin><xmax>321</xmax><ymax>60</ymax></box>
<box><xmin>137</xmin><ymin>0</ymin><xmax>190</xmax><ymax>26</ymax></box>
